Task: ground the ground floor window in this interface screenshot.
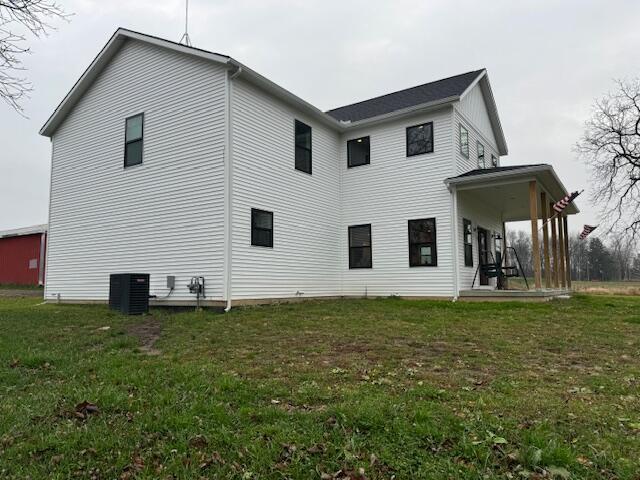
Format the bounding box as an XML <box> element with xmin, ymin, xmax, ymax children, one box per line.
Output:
<box><xmin>463</xmin><ymin>218</ymin><xmax>473</xmax><ymax>266</ymax></box>
<box><xmin>251</xmin><ymin>208</ymin><xmax>273</xmax><ymax>247</ymax></box>
<box><xmin>408</xmin><ymin>218</ymin><xmax>437</xmax><ymax>266</ymax></box>
<box><xmin>349</xmin><ymin>224</ymin><xmax>372</xmax><ymax>268</ymax></box>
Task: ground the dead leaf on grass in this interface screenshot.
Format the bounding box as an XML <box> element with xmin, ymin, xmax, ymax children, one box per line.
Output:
<box><xmin>188</xmin><ymin>434</ymin><xmax>208</xmax><ymax>450</ymax></box>
<box><xmin>74</xmin><ymin>401</ymin><xmax>99</xmax><ymax>419</ymax></box>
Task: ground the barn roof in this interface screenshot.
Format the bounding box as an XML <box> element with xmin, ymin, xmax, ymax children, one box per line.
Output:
<box><xmin>0</xmin><ymin>224</ymin><xmax>48</xmax><ymax>239</ymax></box>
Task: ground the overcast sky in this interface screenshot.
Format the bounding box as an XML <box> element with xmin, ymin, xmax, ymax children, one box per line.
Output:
<box><xmin>1</xmin><ymin>0</ymin><xmax>639</xmax><ymax>232</ymax></box>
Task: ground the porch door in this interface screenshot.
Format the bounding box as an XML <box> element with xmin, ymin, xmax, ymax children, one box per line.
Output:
<box><xmin>478</xmin><ymin>227</ymin><xmax>489</xmax><ymax>285</ymax></box>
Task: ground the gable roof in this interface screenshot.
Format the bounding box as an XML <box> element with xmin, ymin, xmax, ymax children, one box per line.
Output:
<box><xmin>326</xmin><ymin>70</ymin><xmax>484</xmax><ymax>122</ymax></box>
<box><xmin>40</xmin><ymin>29</ymin><xmax>508</xmax><ymax>155</ymax></box>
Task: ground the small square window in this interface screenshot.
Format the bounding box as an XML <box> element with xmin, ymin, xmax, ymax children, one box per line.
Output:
<box><xmin>347</xmin><ymin>136</ymin><xmax>370</xmax><ymax>168</ymax></box>
<box><xmin>348</xmin><ymin>224</ymin><xmax>372</xmax><ymax>268</ymax></box>
<box><xmin>459</xmin><ymin>124</ymin><xmax>469</xmax><ymax>158</ymax></box>
<box><xmin>477</xmin><ymin>142</ymin><xmax>485</xmax><ymax>169</ymax></box>
<box><xmin>124</xmin><ymin>113</ymin><xmax>144</xmax><ymax>168</ymax></box>
<box><xmin>295</xmin><ymin>120</ymin><xmax>312</xmax><ymax>174</ymax></box>
<box><xmin>406</xmin><ymin>122</ymin><xmax>434</xmax><ymax>156</ymax></box>
<box><xmin>251</xmin><ymin>208</ymin><xmax>273</xmax><ymax>247</ymax></box>
<box><xmin>491</xmin><ymin>155</ymin><xmax>498</xmax><ymax>167</ymax></box>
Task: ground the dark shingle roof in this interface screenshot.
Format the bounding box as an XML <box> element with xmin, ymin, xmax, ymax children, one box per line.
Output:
<box><xmin>326</xmin><ymin>70</ymin><xmax>485</xmax><ymax>123</ymax></box>
<box><xmin>450</xmin><ymin>164</ymin><xmax>548</xmax><ymax>179</ymax></box>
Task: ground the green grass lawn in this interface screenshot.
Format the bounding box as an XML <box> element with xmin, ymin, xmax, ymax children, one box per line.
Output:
<box><xmin>1</xmin><ymin>296</ymin><xmax>639</xmax><ymax>479</ymax></box>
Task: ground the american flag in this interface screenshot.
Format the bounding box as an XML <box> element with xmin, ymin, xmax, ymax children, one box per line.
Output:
<box><xmin>552</xmin><ymin>190</ymin><xmax>582</xmax><ymax>214</ymax></box>
<box><xmin>579</xmin><ymin>224</ymin><xmax>597</xmax><ymax>240</ymax></box>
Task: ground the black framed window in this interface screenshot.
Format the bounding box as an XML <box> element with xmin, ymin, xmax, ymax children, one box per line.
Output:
<box><xmin>347</xmin><ymin>136</ymin><xmax>370</xmax><ymax>167</ymax></box>
<box><xmin>491</xmin><ymin>154</ymin><xmax>498</xmax><ymax>167</ymax></box>
<box><xmin>408</xmin><ymin>218</ymin><xmax>437</xmax><ymax>267</ymax></box>
<box><xmin>295</xmin><ymin>120</ymin><xmax>312</xmax><ymax>174</ymax></box>
<box><xmin>348</xmin><ymin>224</ymin><xmax>372</xmax><ymax>269</ymax></box>
<box><xmin>463</xmin><ymin>218</ymin><xmax>473</xmax><ymax>267</ymax></box>
<box><xmin>124</xmin><ymin>113</ymin><xmax>144</xmax><ymax>167</ymax></box>
<box><xmin>459</xmin><ymin>124</ymin><xmax>469</xmax><ymax>158</ymax></box>
<box><xmin>477</xmin><ymin>142</ymin><xmax>485</xmax><ymax>169</ymax></box>
<box><xmin>406</xmin><ymin>122</ymin><xmax>434</xmax><ymax>156</ymax></box>
<box><xmin>251</xmin><ymin>208</ymin><xmax>273</xmax><ymax>247</ymax></box>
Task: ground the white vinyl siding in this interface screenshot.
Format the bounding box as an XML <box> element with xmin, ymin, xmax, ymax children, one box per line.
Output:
<box><xmin>455</xmin><ymin>84</ymin><xmax>500</xmax><ymax>174</ymax></box>
<box><xmin>458</xmin><ymin>83</ymin><xmax>497</xmax><ymax>148</ymax></box>
<box><xmin>456</xmin><ymin>192</ymin><xmax>503</xmax><ymax>290</ymax></box>
<box><xmin>45</xmin><ymin>39</ymin><xmax>227</xmax><ymax>302</ymax></box>
<box><xmin>230</xmin><ymin>78</ymin><xmax>342</xmax><ymax>300</ymax></box>
<box><xmin>340</xmin><ymin>108</ymin><xmax>455</xmax><ymax>297</ymax></box>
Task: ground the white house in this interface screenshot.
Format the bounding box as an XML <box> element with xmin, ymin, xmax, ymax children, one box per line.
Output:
<box><xmin>40</xmin><ymin>28</ymin><xmax>578</xmax><ymax>307</ymax></box>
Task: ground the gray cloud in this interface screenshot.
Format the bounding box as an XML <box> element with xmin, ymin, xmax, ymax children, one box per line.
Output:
<box><xmin>1</xmin><ymin>0</ymin><xmax>638</xmax><ymax>231</ymax></box>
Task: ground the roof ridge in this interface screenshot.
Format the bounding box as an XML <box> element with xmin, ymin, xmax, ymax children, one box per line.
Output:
<box><xmin>116</xmin><ymin>27</ymin><xmax>231</xmax><ymax>60</ymax></box>
<box><xmin>325</xmin><ymin>69</ymin><xmax>485</xmax><ymax>114</ymax></box>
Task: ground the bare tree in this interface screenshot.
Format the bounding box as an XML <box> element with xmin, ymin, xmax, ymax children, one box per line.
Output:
<box><xmin>576</xmin><ymin>79</ymin><xmax>640</xmax><ymax>237</ymax></box>
<box><xmin>0</xmin><ymin>0</ymin><xmax>68</xmax><ymax>113</ymax></box>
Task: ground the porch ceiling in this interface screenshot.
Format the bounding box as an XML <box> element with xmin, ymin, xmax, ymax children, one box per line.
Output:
<box><xmin>445</xmin><ymin>164</ymin><xmax>579</xmax><ymax>222</ymax></box>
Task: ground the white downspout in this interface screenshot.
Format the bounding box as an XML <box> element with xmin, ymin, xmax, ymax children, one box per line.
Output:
<box><xmin>450</xmin><ymin>185</ymin><xmax>460</xmax><ymax>301</ymax></box>
<box><xmin>223</xmin><ymin>64</ymin><xmax>242</xmax><ymax>312</ymax></box>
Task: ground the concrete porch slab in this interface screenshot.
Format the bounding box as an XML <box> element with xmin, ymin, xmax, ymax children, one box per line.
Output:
<box><xmin>458</xmin><ymin>289</ymin><xmax>571</xmax><ymax>302</ymax></box>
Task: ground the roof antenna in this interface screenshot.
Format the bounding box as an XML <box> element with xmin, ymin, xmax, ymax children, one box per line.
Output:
<box><xmin>179</xmin><ymin>0</ymin><xmax>192</xmax><ymax>46</ymax></box>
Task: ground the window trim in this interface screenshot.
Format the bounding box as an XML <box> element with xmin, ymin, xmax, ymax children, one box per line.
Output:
<box><xmin>491</xmin><ymin>154</ymin><xmax>498</xmax><ymax>167</ymax></box>
<box><xmin>251</xmin><ymin>208</ymin><xmax>273</xmax><ymax>248</ymax></box>
<box><xmin>348</xmin><ymin>224</ymin><xmax>372</xmax><ymax>269</ymax></box>
<box><xmin>294</xmin><ymin>119</ymin><xmax>312</xmax><ymax>175</ymax></box>
<box><xmin>408</xmin><ymin>218</ymin><xmax>438</xmax><ymax>267</ymax></box>
<box><xmin>406</xmin><ymin>122</ymin><xmax>434</xmax><ymax>157</ymax></box>
<box><xmin>347</xmin><ymin>136</ymin><xmax>371</xmax><ymax>168</ymax></box>
<box><xmin>463</xmin><ymin>218</ymin><xmax>473</xmax><ymax>267</ymax></box>
<box><xmin>477</xmin><ymin>141</ymin><xmax>485</xmax><ymax>169</ymax></box>
<box><xmin>124</xmin><ymin>113</ymin><xmax>144</xmax><ymax>168</ymax></box>
<box><xmin>459</xmin><ymin>123</ymin><xmax>469</xmax><ymax>159</ymax></box>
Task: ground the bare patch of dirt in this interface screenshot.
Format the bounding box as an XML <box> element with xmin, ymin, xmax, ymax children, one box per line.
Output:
<box><xmin>126</xmin><ymin>317</ymin><xmax>162</xmax><ymax>355</ymax></box>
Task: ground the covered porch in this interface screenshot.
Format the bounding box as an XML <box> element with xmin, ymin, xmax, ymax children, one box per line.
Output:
<box><xmin>446</xmin><ymin>164</ymin><xmax>579</xmax><ymax>301</ymax></box>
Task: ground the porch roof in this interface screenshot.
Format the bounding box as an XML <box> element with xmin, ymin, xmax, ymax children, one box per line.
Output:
<box><xmin>444</xmin><ymin>164</ymin><xmax>579</xmax><ymax>222</ymax></box>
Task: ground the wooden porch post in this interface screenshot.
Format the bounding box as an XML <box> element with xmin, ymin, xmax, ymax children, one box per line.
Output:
<box><xmin>563</xmin><ymin>215</ymin><xmax>572</xmax><ymax>289</ymax></box>
<box><xmin>558</xmin><ymin>213</ymin><xmax>566</xmax><ymax>288</ymax></box>
<box><xmin>540</xmin><ymin>192</ymin><xmax>551</xmax><ymax>289</ymax></box>
<box><xmin>529</xmin><ymin>181</ymin><xmax>542</xmax><ymax>290</ymax></box>
<box><xmin>550</xmin><ymin>203</ymin><xmax>559</xmax><ymax>288</ymax></box>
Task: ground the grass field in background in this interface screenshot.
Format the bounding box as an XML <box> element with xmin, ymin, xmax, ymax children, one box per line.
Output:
<box><xmin>1</xmin><ymin>295</ymin><xmax>639</xmax><ymax>479</ymax></box>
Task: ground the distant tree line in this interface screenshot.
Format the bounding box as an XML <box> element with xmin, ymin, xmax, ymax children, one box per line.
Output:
<box><xmin>505</xmin><ymin>230</ymin><xmax>640</xmax><ymax>282</ymax></box>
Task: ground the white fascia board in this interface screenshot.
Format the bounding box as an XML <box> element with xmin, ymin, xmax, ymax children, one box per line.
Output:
<box><xmin>458</xmin><ymin>71</ymin><xmax>508</xmax><ymax>156</ymax></box>
<box><xmin>340</xmin><ymin>96</ymin><xmax>460</xmax><ymax>131</ymax></box>
<box><xmin>227</xmin><ymin>59</ymin><xmax>344</xmax><ymax>130</ymax></box>
<box><xmin>445</xmin><ymin>165</ymin><xmax>580</xmax><ymax>214</ymax></box>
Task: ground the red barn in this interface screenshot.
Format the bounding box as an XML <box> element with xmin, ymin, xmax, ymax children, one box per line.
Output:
<box><xmin>0</xmin><ymin>224</ymin><xmax>48</xmax><ymax>286</ymax></box>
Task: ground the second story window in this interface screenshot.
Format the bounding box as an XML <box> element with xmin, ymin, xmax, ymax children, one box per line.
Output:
<box><xmin>408</xmin><ymin>218</ymin><xmax>437</xmax><ymax>267</ymax></box>
<box><xmin>406</xmin><ymin>122</ymin><xmax>434</xmax><ymax>156</ymax></box>
<box><xmin>491</xmin><ymin>154</ymin><xmax>498</xmax><ymax>167</ymax></box>
<box><xmin>463</xmin><ymin>218</ymin><xmax>473</xmax><ymax>266</ymax></box>
<box><xmin>347</xmin><ymin>136</ymin><xmax>370</xmax><ymax>168</ymax></box>
<box><xmin>477</xmin><ymin>142</ymin><xmax>485</xmax><ymax>169</ymax></box>
<box><xmin>295</xmin><ymin>120</ymin><xmax>312</xmax><ymax>174</ymax></box>
<box><xmin>124</xmin><ymin>113</ymin><xmax>144</xmax><ymax>168</ymax></box>
<box><xmin>459</xmin><ymin>124</ymin><xmax>469</xmax><ymax>159</ymax></box>
<box><xmin>348</xmin><ymin>224</ymin><xmax>372</xmax><ymax>268</ymax></box>
<box><xmin>251</xmin><ymin>208</ymin><xmax>273</xmax><ymax>248</ymax></box>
